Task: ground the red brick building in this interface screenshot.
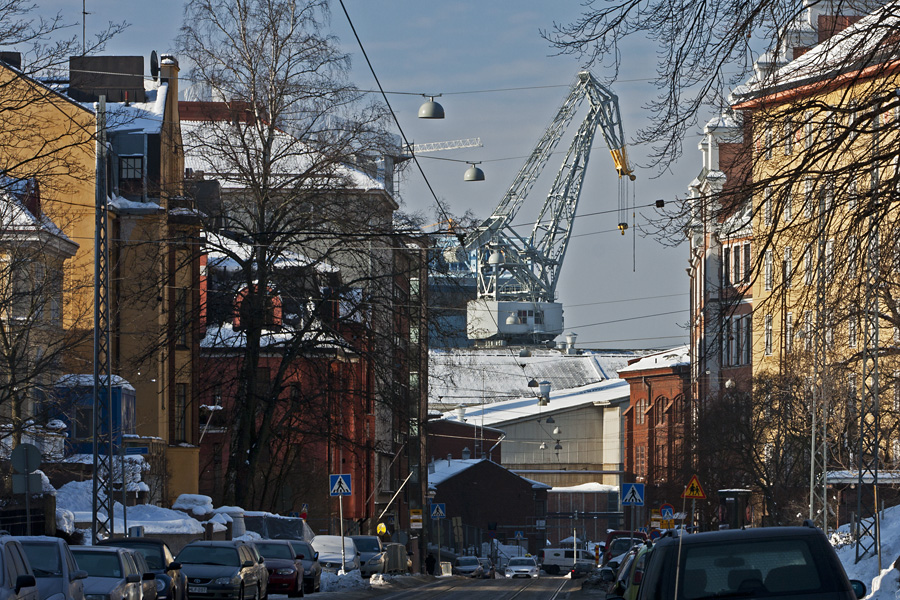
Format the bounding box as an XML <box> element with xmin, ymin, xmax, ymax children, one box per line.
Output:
<box><xmin>618</xmin><ymin>347</ymin><xmax>691</xmax><ymax>526</ymax></box>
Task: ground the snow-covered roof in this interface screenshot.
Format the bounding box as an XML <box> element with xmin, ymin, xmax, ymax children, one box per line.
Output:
<box><xmin>0</xmin><ymin>187</ymin><xmax>78</xmax><ymax>252</ymax></box>
<box><xmin>548</xmin><ymin>482</ymin><xmax>619</xmax><ymax>494</ymax></box>
<box><xmin>427</xmin><ymin>457</ymin><xmax>551</xmax><ymax>490</ymax></box>
<box><xmin>97</xmin><ymin>82</ymin><xmax>168</xmax><ymax>134</ymax></box>
<box><xmin>200</xmin><ymin>322</ymin><xmax>346</xmax><ymax>351</ymax></box>
<box><xmin>55</xmin><ymin>373</ymin><xmax>135</xmax><ymax>391</ymax></box>
<box><xmin>618</xmin><ymin>345</ymin><xmax>690</xmax><ymax>375</ymax></box>
<box><xmin>442</xmin><ymin>378</ymin><xmax>630</xmax><ymax>428</ymax></box>
<box><xmin>181</xmin><ymin>119</ymin><xmax>383</xmax><ymax>192</ymax></box>
<box><xmin>429</xmin><ymin>347</ymin><xmax>645</xmax><ymax>407</ymax></box>
<box><xmin>204</xmin><ymin>231</ymin><xmax>339</xmax><ymax>274</ymax></box>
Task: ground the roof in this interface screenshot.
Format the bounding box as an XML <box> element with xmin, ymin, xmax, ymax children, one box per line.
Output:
<box><xmin>442</xmin><ymin>378</ymin><xmax>630</xmax><ymax>428</ymax></box>
<box><xmin>429</xmin><ymin>347</ymin><xmax>646</xmax><ymax>407</ymax></box>
<box><xmin>548</xmin><ymin>482</ymin><xmax>618</xmax><ymax>494</ymax></box>
<box><xmin>618</xmin><ymin>345</ymin><xmax>690</xmax><ymax>375</ymax></box>
<box><xmin>204</xmin><ymin>231</ymin><xmax>339</xmax><ymax>275</ymax></box>
<box><xmin>99</xmin><ymin>82</ymin><xmax>168</xmax><ymax>134</ymax></box>
<box><xmin>427</xmin><ymin>457</ymin><xmax>551</xmax><ymax>490</ymax></box>
<box><xmin>0</xmin><ymin>187</ymin><xmax>78</xmax><ymax>254</ymax></box>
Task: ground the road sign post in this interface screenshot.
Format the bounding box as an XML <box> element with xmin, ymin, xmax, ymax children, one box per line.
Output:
<box><xmin>681</xmin><ymin>475</ymin><xmax>706</xmax><ymax>531</ymax></box>
<box><xmin>430</xmin><ymin>503</ymin><xmax>446</xmax><ymax>569</ymax></box>
<box><xmin>330</xmin><ymin>474</ymin><xmax>352</xmax><ymax>573</ymax></box>
<box><xmin>622</xmin><ymin>483</ymin><xmax>645</xmax><ymax>544</ymax></box>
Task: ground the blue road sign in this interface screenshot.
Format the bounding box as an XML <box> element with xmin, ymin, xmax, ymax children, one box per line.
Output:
<box><xmin>622</xmin><ymin>483</ymin><xmax>645</xmax><ymax>506</ymax></box>
<box><xmin>329</xmin><ymin>474</ymin><xmax>352</xmax><ymax>496</ymax></box>
<box><xmin>660</xmin><ymin>503</ymin><xmax>675</xmax><ymax>520</ymax></box>
<box><xmin>430</xmin><ymin>503</ymin><xmax>446</xmax><ymax>519</ymax></box>
<box><xmin>125</xmin><ymin>446</ymin><xmax>149</xmax><ymax>455</ymax></box>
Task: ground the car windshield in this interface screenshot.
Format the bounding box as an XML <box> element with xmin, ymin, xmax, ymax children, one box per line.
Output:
<box><xmin>117</xmin><ymin>544</ymin><xmax>165</xmax><ymax>570</ymax></box>
<box><xmin>610</xmin><ymin>538</ymin><xmax>637</xmax><ymax>555</ymax></box>
<box><xmin>509</xmin><ymin>558</ymin><xmax>534</xmax><ymax>566</ymax></box>
<box><xmin>176</xmin><ymin>546</ymin><xmax>240</xmax><ymax>567</ymax></box>
<box><xmin>72</xmin><ymin>551</ymin><xmax>122</xmax><ymax>578</ymax></box>
<box><xmin>457</xmin><ymin>557</ymin><xmax>478</xmax><ymax>566</ymax></box>
<box><xmin>253</xmin><ymin>543</ymin><xmax>292</xmax><ymax>560</ymax></box>
<box><xmin>312</xmin><ymin>538</ymin><xmax>351</xmax><ymax>553</ymax></box>
<box><xmin>21</xmin><ymin>543</ymin><xmax>61</xmax><ymax>577</ymax></box>
<box><xmin>680</xmin><ymin>538</ymin><xmax>821</xmax><ymax>600</ymax></box>
<box><xmin>352</xmin><ymin>539</ymin><xmax>380</xmax><ymax>553</ymax></box>
<box><xmin>289</xmin><ymin>542</ymin><xmax>312</xmax><ymax>559</ymax></box>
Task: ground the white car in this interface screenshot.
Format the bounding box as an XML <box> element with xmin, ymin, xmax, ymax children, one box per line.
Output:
<box><xmin>504</xmin><ymin>557</ymin><xmax>539</xmax><ymax>579</ymax></box>
<box><xmin>310</xmin><ymin>537</ymin><xmax>359</xmax><ymax>574</ymax></box>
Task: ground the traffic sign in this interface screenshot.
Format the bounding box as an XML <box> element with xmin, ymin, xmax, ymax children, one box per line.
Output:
<box><xmin>329</xmin><ymin>474</ymin><xmax>352</xmax><ymax>496</ymax></box>
<box><xmin>681</xmin><ymin>474</ymin><xmax>707</xmax><ymax>499</ymax></box>
<box><xmin>622</xmin><ymin>483</ymin><xmax>645</xmax><ymax>506</ymax></box>
<box><xmin>514</xmin><ymin>531</ymin><xmax>524</xmax><ymax>540</ymax></box>
<box><xmin>660</xmin><ymin>503</ymin><xmax>675</xmax><ymax>520</ymax></box>
<box><xmin>430</xmin><ymin>503</ymin><xmax>446</xmax><ymax>519</ymax></box>
<box><xmin>11</xmin><ymin>443</ymin><xmax>40</xmax><ymax>474</ymax></box>
<box><xmin>410</xmin><ymin>509</ymin><xmax>423</xmax><ymax>529</ymax></box>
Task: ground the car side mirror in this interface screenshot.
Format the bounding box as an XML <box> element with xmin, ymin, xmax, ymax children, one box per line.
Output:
<box><xmin>242</xmin><ymin>560</ymin><xmax>255</xmax><ymax>569</ymax></box>
<box><xmin>143</xmin><ymin>572</ymin><xmax>157</xmax><ymax>581</ymax></box>
<box><xmin>313</xmin><ymin>553</ymin><xmax>319</xmax><ymax>561</ymax></box>
<box><xmin>168</xmin><ymin>562</ymin><xmax>182</xmax><ymax>571</ymax></box>
<box><xmin>72</xmin><ymin>570</ymin><xmax>89</xmax><ymax>581</ymax></box>
<box><xmin>850</xmin><ymin>580</ymin><xmax>867</xmax><ymax>599</ymax></box>
<box><xmin>126</xmin><ymin>574</ymin><xmax>141</xmax><ymax>584</ymax></box>
<box><xmin>15</xmin><ymin>574</ymin><xmax>35</xmax><ymax>593</ymax></box>
<box><xmin>258</xmin><ymin>558</ymin><xmax>264</xmax><ymax>564</ymax></box>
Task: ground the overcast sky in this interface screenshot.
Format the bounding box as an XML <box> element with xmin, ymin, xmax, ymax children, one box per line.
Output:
<box><xmin>43</xmin><ymin>0</ymin><xmax>693</xmax><ymax>350</ymax></box>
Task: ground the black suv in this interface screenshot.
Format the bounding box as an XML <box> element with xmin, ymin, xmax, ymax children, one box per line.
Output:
<box><xmin>630</xmin><ymin>525</ymin><xmax>866</xmax><ymax>600</ymax></box>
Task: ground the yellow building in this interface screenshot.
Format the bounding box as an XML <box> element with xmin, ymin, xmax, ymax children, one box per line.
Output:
<box><xmin>0</xmin><ymin>53</ymin><xmax>201</xmax><ymax>502</ymax></box>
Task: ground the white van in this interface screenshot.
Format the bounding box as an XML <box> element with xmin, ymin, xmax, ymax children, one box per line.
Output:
<box><xmin>537</xmin><ymin>548</ymin><xmax>595</xmax><ymax>575</ymax></box>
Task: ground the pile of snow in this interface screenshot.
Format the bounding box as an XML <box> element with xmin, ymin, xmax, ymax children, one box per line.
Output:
<box><xmin>56</xmin><ymin>480</ymin><xmax>94</xmax><ymax>522</ymax></box>
<box><xmin>56</xmin><ymin>509</ymin><xmax>75</xmax><ymax>534</ymax></box>
<box><xmin>233</xmin><ymin>531</ymin><xmax>262</xmax><ymax>541</ymax></box>
<box><xmin>319</xmin><ymin>570</ymin><xmax>370</xmax><ymax>592</ymax></box>
<box><xmin>837</xmin><ymin>503</ymin><xmax>900</xmax><ymax>599</ymax></box>
<box><xmin>172</xmin><ymin>494</ymin><xmax>215</xmax><ymax>516</ymax></box>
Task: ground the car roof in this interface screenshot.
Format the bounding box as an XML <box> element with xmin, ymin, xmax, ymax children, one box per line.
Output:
<box><xmin>98</xmin><ymin>538</ymin><xmax>167</xmax><ymax>546</ymax></box>
<box><xmin>655</xmin><ymin>526</ymin><xmax>823</xmax><ymax>548</ymax></box>
<box><xmin>72</xmin><ymin>546</ymin><xmax>123</xmax><ymax>553</ymax></box>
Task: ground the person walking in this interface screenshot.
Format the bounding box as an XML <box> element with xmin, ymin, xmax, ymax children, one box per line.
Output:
<box><xmin>425</xmin><ymin>552</ymin><xmax>437</xmax><ymax>575</ymax></box>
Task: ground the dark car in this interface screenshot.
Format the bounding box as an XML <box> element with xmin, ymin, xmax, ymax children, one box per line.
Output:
<box><xmin>284</xmin><ymin>542</ymin><xmax>320</xmax><ymax>595</ymax></box>
<box><xmin>175</xmin><ymin>542</ymin><xmax>263</xmax><ymax>600</ymax></box>
<box><xmin>451</xmin><ymin>556</ymin><xmax>483</xmax><ymax>578</ymax></box>
<box><xmin>96</xmin><ymin>539</ymin><xmax>185</xmax><ymax>600</ymax></box>
<box><xmin>603</xmin><ymin>531</ymin><xmax>647</xmax><ymax>566</ymax></box>
<box><xmin>17</xmin><ymin>536</ymin><xmax>87</xmax><ymax>600</ymax></box>
<box><xmin>234</xmin><ymin>545</ymin><xmax>266</xmax><ymax>600</ymax></box>
<box><xmin>626</xmin><ymin>524</ymin><xmax>866</xmax><ymax>600</ymax></box>
<box><xmin>71</xmin><ymin>547</ymin><xmax>142</xmax><ymax>600</ymax></box>
<box><xmin>0</xmin><ymin>536</ymin><xmax>39</xmax><ymax>600</ymax></box>
<box><xmin>250</xmin><ymin>541</ymin><xmax>301</xmax><ymax>598</ymax></box>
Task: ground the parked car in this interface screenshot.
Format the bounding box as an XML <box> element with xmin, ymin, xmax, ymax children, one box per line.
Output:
<box><xmin>126</xmin><ymin>551</ymin><xmax>157</xmax><ymax>600</ymax></box>
<box><xmin>0</xmin><ymin>536</ymin><xmax>39</xmax><ymax>600</ymax></box>
<box><xmin>175</xmin><ymin>541</ymin><xmax>264</xmax><ymax>600</ymax></box>
<box><xmin>602</xmin><ymin>531</ymin><xmax>647</xmax><ymax>566</ymax></box>
<box><xmin>71</xmin><ymin>547</ymin><xmax>142</xmax><ymax>600</ymax></box>
<box><xmin>96</xmin><ymin>539</ymin><xmax>185</xmax><ymax>600</ymax></box>
<box><xmin>605</xmin><ymin>542</ymin><xmax>652</xmax><ymax>600</ymax></box>
<box><xmin>309</xmin><ymin>537</ymin><xmax>358</xmax><ymax>574</ymax></box>
<box><xmin>250</xmin><ymin>541</ymin><xmax>302</xmax><ymax>598</ymax></box>
<box><xmin>624</xmin><ymin>524</ymin><xmax>866</xmax><ymax>600</ymax></box>
<box><xmin>539</xmin><ymin>547</ymin><xmax>595</xmax><ymax>576</ymax></box>
<box><xmin>477</xmin><ymin>558</ymin><xmax>495</xmax><ymax>579</ymax></box>
<box><xmin>234</xmin><ymin>545</ymin><xmax>267</xmax><ymax>600</ymax></box>
<box><xmin>348</xmin><ymin>537</ymin><xmax>385</xmax><ymax>578</ymax></box>
<box><xmin>18</xmin><ymin>536</ymin><xmax>87</xmax><ymax>600</ymax></box>
<box><xmin>284</xmin><ymin>542</ymin><xmax>319</xmax><ymax>594</ymax></box>
<box><xmin>504</xmin><ymin>557</ymin><xmax>539</xmax><ymax>579</ymax></box>
<box><xmin>451</xmin><ymin>557</ymin><xmax>482</xmax><ymax>578</ymax></box>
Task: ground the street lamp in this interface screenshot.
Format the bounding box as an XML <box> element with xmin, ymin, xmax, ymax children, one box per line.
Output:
<box><xmin>464</xmin><ymin>162</ymin><xmax>485</xmax><ymax>181</ymax></box>
<box><xmin>418</xmin><ymin>95</ymin><xmax>445</xmax><ymax>119</ymax></box>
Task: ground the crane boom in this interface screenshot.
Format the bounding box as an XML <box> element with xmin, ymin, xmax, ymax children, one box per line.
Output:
<box><xmin>461</xmin><ymin>71</ymin><xmax>634</xmax><ymax>344</ymax></box>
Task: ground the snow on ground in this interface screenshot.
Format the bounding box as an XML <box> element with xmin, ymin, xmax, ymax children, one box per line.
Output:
<box><xmin>837</xmin><ymin>503</ymin><xmax>900</xmax><ymax>599</ymax></box>
<box><xmin>319</xmin><ymin>570</ymin><xmax>370</xmax><ymax>592</ymax></box>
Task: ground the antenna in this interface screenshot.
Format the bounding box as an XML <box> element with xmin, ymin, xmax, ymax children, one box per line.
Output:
<box><xmin>81</xmin><ymin>0</ymin><xmax>90</xmax><ymax>56</ymax></box>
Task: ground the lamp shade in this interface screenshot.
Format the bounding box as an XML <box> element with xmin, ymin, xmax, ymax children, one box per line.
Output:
<box><xmin>418</xmin><ymin>97</ymin><xmax>445</xmax><ymax>119</ymax></box>
<box><xmin>464</xmin><ymin>163</ymin><xmax>485</xmax><ymax>181</ymax></box>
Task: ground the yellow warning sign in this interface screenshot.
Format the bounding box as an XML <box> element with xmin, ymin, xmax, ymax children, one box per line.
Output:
<box><xmin>681</xmin><ymin>474</ymin><xmax>706</xmax><ymax>499</ymax></box>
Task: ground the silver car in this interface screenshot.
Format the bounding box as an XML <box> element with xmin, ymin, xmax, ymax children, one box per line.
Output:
<box><xmin>18</xmin><ymin>537</ymin><xmax>87</xmax><ymax>600</ymax></box>
<box><xmin>71</xmin><ymin>547</ymin><xmax>142</xmax><ymax>600</ymax></box>
<box><xmin>504</xmin><ymin>557</ymin><xmax>539</xmax><ymax>579</ymax></box>
<box><xmin>310</xmin><ymin>537</ymin><xmax>358</xmax><ymax>574</ymax></box>
<box><xmin>349</xmin><ymin>537</ymin><xmax>384</xmax><ymax>578</ymax></box>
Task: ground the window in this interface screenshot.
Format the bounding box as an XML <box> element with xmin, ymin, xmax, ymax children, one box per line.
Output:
<box><xmin>784</xmin><ymin>117</ymin><xmax>793</xmax><ymax>155</ymax></box>
<box><xmin>764</xmin><ymin>123</ymin><xmax>773</xmax><ymax>160</ymax></box>
<box><xmin>724</xmin><ymin>318</ymin><xmax>732</xmax><ymax>365</ymax></box>
<box><xmin>825</xmin><ymin>239</ymin><xmax>834</xmax><ymax>280</ymax></box>
<box><xmin>804</xmin><ymin>248</ymin><xmax>813</xmax><ymax>286</ymax></box>
<box><xmin>176</xmin><ymin>288</ymin><xmax>188</xmax><ymax>346</ymax></box>
<box><xmin>743</xmin><ymin>244</ymin><xmax>751</xmax><ymax>283</ymax></box>
<box><xmin>765</xmin><ymin>315</ymin><xmax>773</xmax><ymax>355</ymax></box>
<box><xmin>805</xmin><ymin>312</ymin><xmax>813</xmax><ymax>351</ymax></box>
<box><xmin>764</xmin><ymin>186</ymin><xmax>773</xmax><ymax>225</ymax></box>
<box><xmin>743</xmin><ymin>317</ymin><xmax>752</xmax><ymax>364</ymax></box>
<box><xmin>849</xmin><ymin>236</ymin><xmax>858</xmax><ymax>278</ymax></box>
<box><xmin>894</xmin><ymin>371</ymin><xmax>900</xmax><ymax>411</ymax></box>
<box><xmin>784</xmin><ymin>190</ymin><xmax>792</xmax><ymax>222</ymax></box>
<box><xmin>784</xmin><ymin>247</ymin><xmax>792</xmax><ymax>289</ymax></box>
<box><xmin>118</xmin><ymin>156</ymin><xmax>143</xmax><ymax>197</ymax></box>
<box><xmin>849</xmin><ymin>177</ymin><xmax>858</xmax><ymax>210</ymax></box>
<box><xmin>733</xmin><ymin>245</ymin><xmax>740</xmax><ymax>284</ymax></box>
<box><xmin>764</xmin><ymin>250</ymin><xmax>773</xmax><ymax>291</ymax></box>
<box><xmin>804</xmin><ymin>177</ymin><xmax>813</xmax><ymax>219</ymax></box>
<box><xmin>849</xmin><ymin>317</ymin><xmax>857</xmax><ymax>348</ymax></box>
<box><xmin>804</xmin><ymin>111</ymin><xmax>814</xmax><ymax>149</ymax></box>
<box><xmin>786</xmin><ymin>313</ymin><xmax>793</xmax><ymax>353</ymax></box>
<box><xmin>174</xmin><ymin>383</ymin><xmax>188</xmax><ymax>443</ymax></box>
<box><xmin>723</xmin><ymin>246</ymin><xmax>731</xmax><ymax>286</ymax></box>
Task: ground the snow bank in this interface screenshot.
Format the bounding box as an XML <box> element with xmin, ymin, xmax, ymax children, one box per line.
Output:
<box><xmin>837</xmin><ymin>502</ymin><xmax>900</xmax><ymax>599</ymax></box>
<box><xmin>319</xmin><ymin>570</ymin><xmax>370</xmax><ymax>592</ymax></box>
<box><xmin>172</xmin><ymin>494</ymin><xmax>214</xmax><ymax>516</ymax></box>
<box><xmin>56</xmin><ymin>509</ymin><xmax>75</xmax><ymax>534</ymax></box>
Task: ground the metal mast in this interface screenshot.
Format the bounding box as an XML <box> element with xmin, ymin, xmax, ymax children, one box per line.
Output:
<box><xmin>92</xmin><ymin>96</ymin><xmax>114</xmax><ymax>543</ymax></box>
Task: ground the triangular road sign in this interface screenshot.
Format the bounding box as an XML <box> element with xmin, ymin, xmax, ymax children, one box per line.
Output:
<box><xmin>622</xmin><ymin>483</ymin><xmax>644</xmax><ymax>506</ymax></box>
<box><xmin>681</xmin><ymin>474</ymin><xmax>706</xmax><ymax>499</ymax></box>
<box><xmin>430</xmin><ymin>503</ymin><xmax>446</xmax><ymax>519</ymax></box>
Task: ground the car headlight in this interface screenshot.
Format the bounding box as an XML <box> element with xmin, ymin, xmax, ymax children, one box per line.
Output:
<box><xmin>275</xmin><ymin>569</ymin><xmax>295</xmax><ymax>575</ymax></box>
<box><xmin>505</xmin><ymin>572</ymin><xmax>513</xmax><ymax>578</ymax></box>
<box><xmin>155</xmin><ymin>579</ymin><xmax>167</xmax><ymax>592</ymax></box>
<box><xmin>86</xmin><ymin>594</ymin><xmax>107</xmax><ymax>600</ymax></box>
<box><xmin>214</xmin><ymin>576</ymin><xmax>240</xmax><ymax>586</ymax></box>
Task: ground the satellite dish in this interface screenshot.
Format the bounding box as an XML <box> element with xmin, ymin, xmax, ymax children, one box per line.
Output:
<box><xmin>150</xmin><ymin>50</ymin><xmax>159</xmax><ymax>81</ymax></box>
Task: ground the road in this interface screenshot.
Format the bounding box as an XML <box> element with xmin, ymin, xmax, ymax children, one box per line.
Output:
<box><xmin>288</xmin><ymin>575</ymin><xmax>586</xmax><ymax>599</ymax></box>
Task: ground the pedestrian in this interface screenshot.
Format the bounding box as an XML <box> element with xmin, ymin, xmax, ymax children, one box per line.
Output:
<box><xmin>425</xmin><ymin>552</ymin><xmax>436</xmax><ymax>575</ymax></box>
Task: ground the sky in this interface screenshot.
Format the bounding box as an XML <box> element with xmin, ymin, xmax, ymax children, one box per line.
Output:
<box><xmin>42</xmin><ymin>0</ymin><xmax>692</xmax><ymax>350</ymax></box>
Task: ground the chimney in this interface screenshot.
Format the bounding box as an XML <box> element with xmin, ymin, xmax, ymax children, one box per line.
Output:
<box><xmin>566</xmin><ymin>332</ymin><xmax>578</xmax><ymax>355</ymax></box>
<box><xmin>0</xmin><ymin>52</ymin><xmax>21</xmax><ymax>70</ymax></box>
<box><xmin>22</xmin><ymin>179</ymin><xmax>40</xmax><ymax>217</ymax></box>
<box><xmin>461</xmin><ymin>447</ymin><xmax>471</xmax><ymax>460</ymax></box>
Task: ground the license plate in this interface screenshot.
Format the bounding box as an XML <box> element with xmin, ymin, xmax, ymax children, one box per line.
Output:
<box><xmin>188</xmin><ymin>587</ymin><xmax>207</xmax><ymax>594</ymax></box>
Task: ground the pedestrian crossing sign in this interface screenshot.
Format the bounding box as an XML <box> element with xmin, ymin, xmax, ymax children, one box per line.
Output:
<box><xmin>681</xmin><ymin>474</ymin><xmax>706</xmax><ymax>499</ymax></box>
<box><xmin>329</xmin><ymin>473</ymin><xmax>352</xmax><ymax>496</ymax></box>
<box><xmin>622</xmin><ymin>483</ymin><xmax>645</xmax><ymax>506</ymax></box>
<box><xmin>430</xmin><ymin>503</ymin><xmax>446</xmax><ymax>519</ymax></box>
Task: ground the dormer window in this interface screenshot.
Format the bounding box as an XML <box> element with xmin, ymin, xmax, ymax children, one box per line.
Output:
<box><xmin>119</xmin><ymin>155</ymin><xmax>143</xmax><ymax>198</ymax></box>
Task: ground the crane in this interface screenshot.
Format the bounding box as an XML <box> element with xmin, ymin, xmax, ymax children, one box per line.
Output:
<box><xmin>457</xmin><ymin>71</ymin><xmax>635</xmax><ymax>344</ymax></box>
